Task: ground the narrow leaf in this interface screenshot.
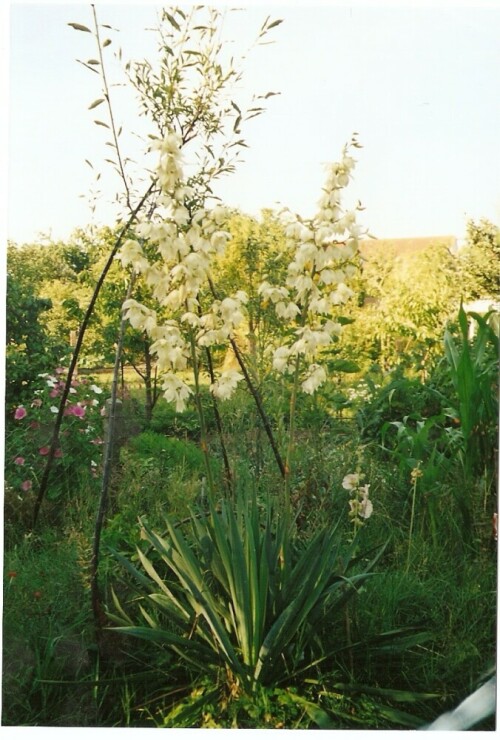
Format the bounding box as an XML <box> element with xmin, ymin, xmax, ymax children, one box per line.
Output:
<box><xmin>76</xmin><ymin>59</ymin><xmax>99</xmax><ymax>74</ymax></box>
<box><xmin>267</xmin><ymin>19</ymin><xmax>284</xmax><ymax>30</ymax></box>
<box><xmin>68</xmin><ymin>22</ymin><xmax>92</xmax><ymax>33</ymax></box>
<box><xmin>165</xmin><ymin>12</ymin><xmax>181</xmax><ymax>31</ymax></box>
<box><xmin>102</xmin><ymin>39</ymin><xmax>112</xmax><ymax>48</ymax></box>
<box><xmin>88</xmin><ymin>98</ymin><xmax>105</xmax><ymax>110</ymax></box>
<box><xmin>94</xmin><ymin>120</ymin><xmax>110</xmax><ymax>128</ymax></box>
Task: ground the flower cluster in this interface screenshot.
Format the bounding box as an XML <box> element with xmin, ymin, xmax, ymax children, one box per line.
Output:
<box><xmin>117</xmin><ymin>131</ymin><xmax>247</xmax><ymax>411</ymax></box>
<box><xmin>6</xmin><ymin>368</ymin><xmax>105</xmax><ymax>499</ymax></box>
<box><xmin>260</xmin><ymin>139</ymin><xmax>365</xmax><ymax>394</ymax></box>
<box><xmin>342</xmin><ymin>472</ymin><xmax>373</xmax><ymax>527</ymax></box>
<box><xmin>119</xmin><ymin>132</ymin><xmax>365</xmax><ymax>412</ymax></box>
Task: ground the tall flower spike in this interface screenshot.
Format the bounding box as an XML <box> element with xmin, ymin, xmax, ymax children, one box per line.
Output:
<box><xmin>261</xmin><ymin>138</ymin><xmax>365</xmax><ymax>397</ymax></box>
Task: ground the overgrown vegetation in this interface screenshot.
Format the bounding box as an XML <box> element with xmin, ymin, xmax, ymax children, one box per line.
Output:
<box><xmin>3</xmin><ymin>4</ymin><xmax>498</xmax><ymax>730</ymax></box>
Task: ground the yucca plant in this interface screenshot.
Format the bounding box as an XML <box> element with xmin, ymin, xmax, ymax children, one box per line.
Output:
<box><xmin>109</xmin><ymin>489</ymin><xmax>383</xmax><ymax>697</ymax></box>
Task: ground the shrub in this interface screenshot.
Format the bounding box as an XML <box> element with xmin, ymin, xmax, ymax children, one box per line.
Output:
<box><xmin>4</xmin><ymin>369</ymin><xmax>105</xmax><ymax>520</ymax></box>
<box><xmin>149</xmin><ymin>388</ymin><xmax>217</xmax><ymax>439</ymax></box>
<box><xmin>126</xmin><ymin>431</ymin><xmax>206</xmax><ymax>475</ymax></box>
<box><xmin>355</xmin><ymin>373</ymin><xmax>446</xmax><ymax>441</ymax></box>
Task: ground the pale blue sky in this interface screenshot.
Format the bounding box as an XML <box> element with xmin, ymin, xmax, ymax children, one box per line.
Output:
<box><xmin>5</xmin><ymin>1</ymin><xmax>500</xmax><ymax>243</ymax></box>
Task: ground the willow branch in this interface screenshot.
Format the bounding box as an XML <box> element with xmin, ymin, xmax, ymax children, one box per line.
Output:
<box><xmin>32</xmin><ymin>182</ymin><xmax>156</xmax><ymax>529</ymax></box>
<box><xmin>91</xmin><ymin>4</ymin><xmax>132</xmax><ymax>210</ymax></box>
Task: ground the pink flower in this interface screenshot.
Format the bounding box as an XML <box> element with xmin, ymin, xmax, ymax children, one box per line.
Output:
<box><xmin>54</xmin><ymin>448</ymin><xmax>63</xmax><ymax>459</ymax></box>
<box><xmin>68</xmin><ymin>404</ymin><xmax>86</xmax><ymax>418</ymax></box>
<box><xmin>14</xmin><ymin>406</ymin><xmax>27</xmax><ymax>420</ymax></box>
<box><xmin>14</xmin><ymin>456</ymin><xmax>25</xmax><ymax>465</ymax></box>
<box><xmin>49</xmin><ymin>388</ymin><xmax>60</xmax><ymax>398</ymax></box>
<box><xmin>55</xmin><ymin>367</ymin><xmax>66</xmax><ymax>374</ymax></box>
<box><xmin>20</xmin><ymin>480</ymin><xmax>32</xmax><ymax>491</ymax></box>
<box><xmin>31</xmin><ymin>398</ymin><xmax>43</xmax><ymax>408</ymax></box>
<box><xmin>39</xmin><ymin>446</ymin><xmax>50</xmax><ymax>456</ymax></box>
<box><xmin>29</xmin><ymin>421</ymin><xmax>40</xmax><ymax>430</ymax></box>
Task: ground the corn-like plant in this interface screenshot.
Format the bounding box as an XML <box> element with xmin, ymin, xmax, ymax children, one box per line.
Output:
<box><xmin>109</xmin><ymin>490</ymin><xmax>383</xmax><ymax>694</ymax></box>
<box><xmin>444</xmin><ymin>304</ymin><xmax>498</xmax><ymax>479</ymax></box>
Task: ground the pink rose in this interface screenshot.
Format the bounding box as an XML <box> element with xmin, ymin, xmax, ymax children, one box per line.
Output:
<box><xmin>20</xmin><ymin>480</ymin><xmax>32</xmax><ymax>491</ymax></box>
<box><xmin>14</xmin><ymin>456</ymin><xmax>25</xmax><ymax>465</ymax></box>
<box><xmin>68</xmin><ymin>404</ymin><xmax>86</xmax><ymax>418</ymax></box>
<box><xmin>14</xmin><ymin>406</ymin><xmax>27</xmax><ymax>420</ymax></box>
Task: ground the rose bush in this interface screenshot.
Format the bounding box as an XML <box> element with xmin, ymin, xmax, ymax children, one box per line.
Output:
<box><xmin>5</xmin><ymin>367</ymin><xmax>105</xmax><ymax>502</ymax></box>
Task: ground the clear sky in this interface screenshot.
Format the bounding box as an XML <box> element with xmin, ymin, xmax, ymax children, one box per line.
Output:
<box><xmin>4</xmin><ymin>0</ymin><xmax>500</xmax><ymax>244</ymax></box>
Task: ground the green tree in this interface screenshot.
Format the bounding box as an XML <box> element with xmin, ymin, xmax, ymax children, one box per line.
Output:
<box><xmin>212</xmin><ymin>209</ymin><xmax>289</xmax><ymax>375</ymax></box>
<box><xmin>5</xmin><ymin>274</ymin><xmax>64</xmax><ymax>405</ymax></box>
<box><xmin>459</xmin><ymin>218</ymin><xmax>500</xmax><ymax>299</ymax></box>
<box><xmin>341</xmin><ymin>240</ymin><xmax>462</xmax><ymax>377</ymax></box>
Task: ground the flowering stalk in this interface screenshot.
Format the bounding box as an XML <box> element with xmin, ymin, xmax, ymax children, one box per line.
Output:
<box><xmin>118</xmin><ymin>133</ymin><xmax>365</xmax><ymax>517</ymax></box>
<box><xmin>406</xmin><ymin>463</ymin><xmax>423</xmax><ymax>573</ymax></box>
<box><xmin>118</xmin><ymin>131</ymin><xmax>288</xmax><ymax>482</ymax></box>
<box><xmin>284</xmin><ymin>354</ymin><xmax>302</xmax><ymax>526</ymax></box>
<box><xmin>188</xmin><ymin>330</ymin><xmax>216</xmax><ymax>500</ymax></box>
<box><xmin>203</xmin><ymin>345</ymin><xmax>234</xmax><ymax>497</ymax></box>
<box><xmin>206</xmin><ymin>266</ymin><xmax>285</xmax><ymax>478</ymax></box>
<box><xmin>260</xmin><ymin>137</ymin><xmax>366</xmax><ymax>517</ymax></box>
<box><xmin>260</xmin><ymin>137</ymin><xmax>364</xmax><ymax>399</ymax></box>
<box><xmin>342</xmin><ymin>473</ymin><xmax>374</xmax><ymax>537</ymax></box>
